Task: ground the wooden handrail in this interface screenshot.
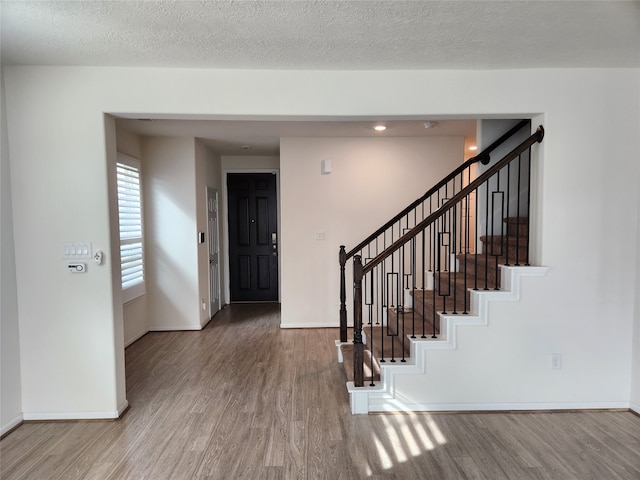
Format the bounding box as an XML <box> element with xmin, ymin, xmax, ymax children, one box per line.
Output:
<box><xmin>362</xmin><ymin>126</ymin><xmax>544</xmax><ymax>275</ymax></box>
<box><xmin>345</xmin><ymin>119</ymin><xmax>529</xmax><ymax>259</ymax></box>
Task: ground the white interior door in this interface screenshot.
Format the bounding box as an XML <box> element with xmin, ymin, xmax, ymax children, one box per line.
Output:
<box><xmin>207</xmin><ymin>188</ymin><xmax>221</xmax><ymax>317</ymax></box>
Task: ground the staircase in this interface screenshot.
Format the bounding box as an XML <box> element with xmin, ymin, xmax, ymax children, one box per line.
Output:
<box><xmin>339</xmin><ymin>216</ymin><xmax>529</xmax><ymax>385</ymax></box>
<box><xmin>336</xmin><ymin>122</ymin><xmax>546</xmax><ymax>414</ymax></box>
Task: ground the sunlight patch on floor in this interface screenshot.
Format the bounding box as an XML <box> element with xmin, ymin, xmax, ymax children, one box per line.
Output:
<box><xmin>372</xmin><ymin>433</ymin><xmax>394</xmax><ymax>470</ymax></box>
<box><xmin>381</xmin><ymin>415</ymin><xmax>409</xmax><ymax>463</ymax></box>
<box><xmin>369</xmin><ymin>413</ymin><xmax>449</xmax><ymax>476</ymax></box>
<box><xmin>424</xmin><ymin>414</ymin><xmax>447</xmax><ymax>445</ymax></box>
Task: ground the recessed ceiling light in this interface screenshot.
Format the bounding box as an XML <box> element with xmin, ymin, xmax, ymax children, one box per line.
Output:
<box><xmin>374</xmin><ymin>125</ymin><xmax>386</xmax><ymax>132</ymax></box>
<box><xmin>469</xmin><ymin>145</ymin><xmax>478</xmax><ymax>151</ymax></box>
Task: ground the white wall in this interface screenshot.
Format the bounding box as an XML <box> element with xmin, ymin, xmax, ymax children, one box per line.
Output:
<box><xmin>142</xmin><ymin>137</ymin><xmax>203</xmax><ymax>331</ymax></box>
<box><xmin>5</xmin><ymin>76</ymin><xmax>125</xmax><ymax>420</ymax></box>
<box><xmin>221</xmin><ymin>155</ymin><xmax>280</xmax><ymax>171</ymax></box>
<box><xmin>280</xmin><ymin>136</ymin><xmax>464</xmax><ymax>327</ymax></box>
<box><xmin>3</xmin><ymin>66</ymin><xmax>638</xmax><ymax>417</ymax></box>
<box><xmin>0</xmin><ymin>66</ymin><xmax>23</xmax><ymax>434</ymax></box>
<box><xmin>633</xmin><ymin>167</ymin><xmax>640</xmax><ymax>414</ymax></box>
<box><xmin>395</xmin><ymin>270</ymin><xmax>633</xmax><ymax>409</ymax></box>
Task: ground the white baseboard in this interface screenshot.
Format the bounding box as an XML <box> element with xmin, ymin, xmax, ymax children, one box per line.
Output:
<box><xmin>200</xmin><ymin>315</ymin><xmax>213</xmax><ymax>329</ymax></box>
<box><xmin>124</xmin><ymin>329</ymin><xmax>149</xmax><ymax>347</ymax></box>
<box><xmin>280</xmin><ymin>323</ymin><xmax>339</xmax><ymax>328</ymax></box>
<box><xmin>368</xmin><ymin>400</ymin><xmax>632</xmax><ymax>413</ymax></box>
<box><xmin>23</xmin><ymin>407</ymin><xmax>124</xmax><ymax>421</ymax></box>
<box><xmin>6</xmin><ymin>400</ymin><xmax>129</xmax><ymax>427</ymax></box>
<box><xmin>1</xmin><ymin>414</ymin><xmax>23</xmax><ymax>436</ymax></box>
<box><xmin>631</xmin><ymin>400</ymin><xmax>640</xmax><ymax>415</ymax></box>
<box><xmin>149</xmin><ymin>325</ymin><xmax>203</xmax><ymax>332</ymax></box>
<box><xmin>118</xmin><ymin>399</ymin><xmax>129</xmax><ymax>417</ymax></box>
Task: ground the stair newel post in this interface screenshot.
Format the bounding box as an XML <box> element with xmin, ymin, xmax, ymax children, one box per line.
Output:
<box><xmin>339</xmin><ymin>245</ymin><xmax>348</xmax><ymax>343</ymax></box>
<box><xmin>353</xmin><ymin>255</ymin><xmax>365</xmax><ymax>387</ymax></box>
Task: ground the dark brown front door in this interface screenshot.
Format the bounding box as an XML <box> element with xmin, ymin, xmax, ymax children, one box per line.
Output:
<box><xmin>227</xmin><ymin>173</ymin><xmax>279</xmax><ymax>302</ymax></box>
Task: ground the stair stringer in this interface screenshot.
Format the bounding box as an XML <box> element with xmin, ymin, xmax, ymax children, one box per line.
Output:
<box><xmin>345</xmin><ymin>265</ymin><xmax>549</xmax><ymax>414</ymax></box>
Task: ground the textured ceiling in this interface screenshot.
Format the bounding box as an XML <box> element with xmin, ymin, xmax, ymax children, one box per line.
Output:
<box><xmin>2</xmin><ymin>1</ymin><xmax>639</xmax><ymax>70</ymax></box>
<box><xmin>3</xmin><ymin>1</ymin><xmax>638</xmax><ymax>155</ymax></box>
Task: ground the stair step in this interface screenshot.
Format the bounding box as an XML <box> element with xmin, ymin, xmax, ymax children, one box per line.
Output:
<box><xmin>455</xmin><ymin>245</ymin><xmax>529</xmax><ymax>272</ymax></box>
<box><xmin>504</xmin><ymin>217</ymin><xmax>529</xmax><ymax>237</ymax></box>
<box><xmin>341</xmin><ymin>327</ymin><xmax>414</xmax><ymax>383</ymax></box>
<box><xmin>479</xmin><ymin>235</ymin><xmax>529</xmax><ymax>263</ymax></box>
<box><xmin>433</xmin><ymin>270</ymin><xmax>500</xmax><ymax>291</ymax></box>
<box><xmin>387</xmin><ymin>307</ymin><xmax>439</xmax><ymax>339</ymax></box>
<box><xmin>366</xmin><ymin>323</ymin><xmax>411</xmax><ymax>362</ymax></box>
<box><xmin>413</xmin><ymin>288</ymin><xmax>474</xmax><ymax>316</ymax></box>
<box><xmin>341</xmin><ymin>344</ymin><xmax>380</xmax><ymax>384</ymax></box>
<box><xmin>480</xmin><ymin>235</ymin><xmax>528</xmax><ymax>248</ymax></box>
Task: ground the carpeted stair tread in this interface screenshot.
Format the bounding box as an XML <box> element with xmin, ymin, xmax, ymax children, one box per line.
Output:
<box><xmin>387</xmin><ymin>305</ymin><xmax>440</xmax><ymax>337</ymax></box>
<box><xmin>341</xmin><ymin>343</ymin><xmax>381</xmax><ymax>383</ymax></box>
<box><xmin>477</xmin><ymin>236</ymin><xmax>529</xmax><ymax>263</ymax></box>
<box><xmin>413</xmin><ymin>289</ymin><xmax>473</xmax><ymax>316</ymax></box>
<box><xmin>386</xmin><ymin>307</ymin><xmax>439</xmax><ymax>338</ymax></box>
<box><xmin>366</xmin><ymin>324</ymin><xmax>411</xmax><ymax>362</ymax></box>
<box><xmin>504</xmin><ymin>217</ymin><xmax>530</xmax><ymax>237</ymax></box>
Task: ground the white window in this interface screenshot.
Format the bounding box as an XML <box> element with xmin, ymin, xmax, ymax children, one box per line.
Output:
<box><xmin>116</xmin><ymin>154</ymin><xmax>145</xmax><ymax>303</ymax></box>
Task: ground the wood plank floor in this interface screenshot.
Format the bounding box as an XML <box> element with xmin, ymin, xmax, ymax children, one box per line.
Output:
<box><xmin>2</xmin><ymin>303</ymin><xmax>639</xmax><ymax>479</ymax></box>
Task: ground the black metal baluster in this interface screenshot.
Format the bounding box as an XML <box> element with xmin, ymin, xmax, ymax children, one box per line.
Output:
<box><xmin>365</xmin><ymin>249</ymin><xmax>372</xmax><ymax>326</ymax></box>
<box><xmin>463</xmin><ymin>193</ymin><xmax>470</xmax><ymax>314</ymax></box>
<box><xmin>452</xmin><ymin>203</ymin><xmax>458</xmax><ymax>313</ymax></box>
<box><xmin>516</xmin><ymin>153</ymin><xmax>522</xmax><ymax>265</ymax></box>
<box><xmin>411</xmin><ymin>236</ymin><xmax>416</xmax><ymax>338</ymax></box>
<box><xmin>474</xmin><ymin>186</ymin><xmax>479</xmax><ymax>291</ymax></box>
<box><xmin>386</xmin><ymin>270</ymin><xmax>397</xmax><ymax>363</ymax></box>
<box><xmin>421</xmin><ymin>226</ymin><xmax>427</xmax><ymax>338</ymax></box>
<box><xmin>484</xmin><ymin>179</ymin><xmax>490</xmax><ymax>290</ymax></box>
<box><xmin>429</xmin><ymin>195</ymin><xmax>434</xmax><ymax>272</ymax></box>
<box><xmin>379</xmin><ymin>261</ymin><xmax>386</xmax><ymax>363</ymax></box>
<box><xmin>400</xmin><ymin>247</ymin><xmax>406</xmax><ymax>362</ymax></box>
<box><xmin>491</xmin><ymin>173</ymin><xmax>505</xmax><ymax>290</ymax></box>
<box><xmin>505</xmin><ymin>162</ymin><xmax>512</xmax><ymax>266</ymax></box>
<box><xmin>432</xmin><ymin>225</ymin><xmax>438</xmax><ymax>338</ymax></box>
<box><xmin>525</xmin><ymin>147</ymin><xmax>532</xmax><ymax>266</ymax></box>
<box><xmin>367</xmin><ymin>270</ymin><xmax>375</xmax><ymax>386</ymax></box>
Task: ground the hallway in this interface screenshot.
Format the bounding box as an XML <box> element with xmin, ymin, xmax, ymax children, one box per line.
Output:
<box><xmin>1</xmin><ymin>303</ymin><xmax>639</xmax><ymax>479</ymax></box>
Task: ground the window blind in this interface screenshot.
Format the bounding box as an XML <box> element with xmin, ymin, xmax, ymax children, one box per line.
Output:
<box><xmin>117</xmin><ymin>157</ymin><xmax>145</xmax><ymax>302</ymax></box>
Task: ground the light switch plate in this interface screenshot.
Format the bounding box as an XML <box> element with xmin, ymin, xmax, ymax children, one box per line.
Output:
<box><xmin>63</xmin><ymin>242</ymin><xmax>92</xmax><ymax>259</ymax></box>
